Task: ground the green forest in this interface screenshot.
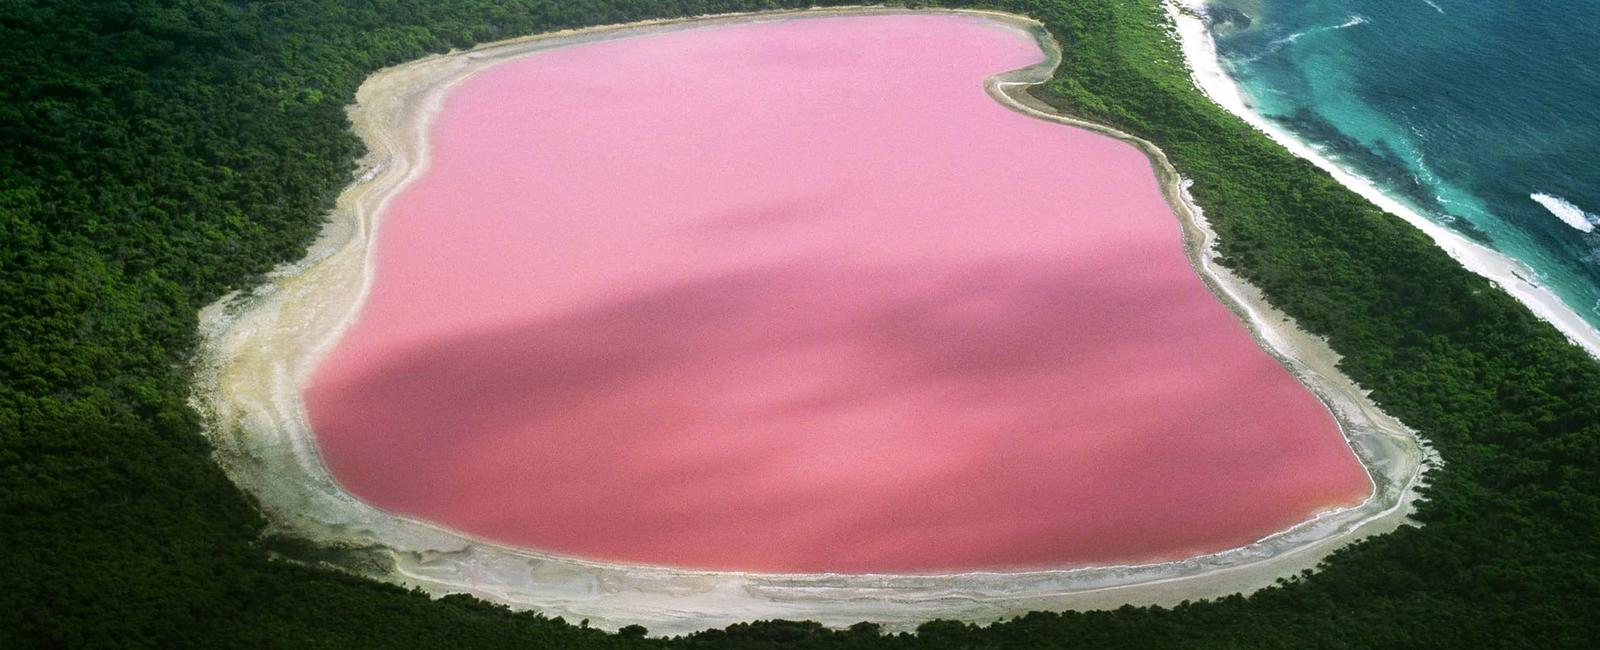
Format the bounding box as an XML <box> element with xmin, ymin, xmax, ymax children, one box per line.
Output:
<box><xmin>3</xmin><ymin>0</ymin><xmax>1597</xmax><ymax>646</ymax></box>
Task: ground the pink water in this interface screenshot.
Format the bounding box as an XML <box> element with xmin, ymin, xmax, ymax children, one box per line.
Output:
<box><xmin>304</xmin><ymin>15</ymin><xmax>1371</xmax><ymax>574</ymax></box>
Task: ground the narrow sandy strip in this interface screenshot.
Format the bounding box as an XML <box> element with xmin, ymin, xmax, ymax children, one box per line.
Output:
<box><xmin>193</xmin><ymin>7</ymin><xmax>1430</xmax><ymax>636</ymax></box>
<box><xmin>1164</xmin><ymin>0</ymin><xmax>1600</xmax><ymax>358</ymax></box>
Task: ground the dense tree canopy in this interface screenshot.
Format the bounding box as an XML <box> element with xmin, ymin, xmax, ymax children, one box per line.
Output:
<box><xmin>2</xmin><ymin>0</ymin><xmax>1597</xmax><ymax>647</ymax></box>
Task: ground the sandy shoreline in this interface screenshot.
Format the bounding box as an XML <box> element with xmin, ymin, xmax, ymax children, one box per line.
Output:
<box><xmin>1165</xmin><ymin>0</ymin><xmax>1600</xmax><ymax>358</ymax></box>
<box><xmin>193</xmin><ymin>7</ymin><xmax>1429</xmax><ymax>636</ymax></box>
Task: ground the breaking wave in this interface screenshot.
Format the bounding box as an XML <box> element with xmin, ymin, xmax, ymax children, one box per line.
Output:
<box><xmin>1531</xmin><ymin>193</ymin><xmax>1596</xmax><ymax>233</ymax></box>
<box><xmin>1274</xmin><ymin>15</ymin><xmax>1368</xmax><ymax>46</ymax></box>
<box><xmin>1240</xmin><ymin>16</ymin><xmax>1369</xmax><ymax>63</ymax></box>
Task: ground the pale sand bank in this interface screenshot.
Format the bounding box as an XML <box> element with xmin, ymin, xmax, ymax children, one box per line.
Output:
<box><xmin>193</xmin><ymin>7</ymin><xmax>1429</xmax><ymax>636</ymax></box>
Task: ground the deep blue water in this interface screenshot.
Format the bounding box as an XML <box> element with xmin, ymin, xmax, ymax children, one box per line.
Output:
<box><xmin>1205</xmin><ymin>0</ymin><xmax>1600</xmax><ymax>326</ymax></box>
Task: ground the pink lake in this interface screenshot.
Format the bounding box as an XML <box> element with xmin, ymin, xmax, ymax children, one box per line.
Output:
<box><xmin>304</xmin><ymin>15</ymin><xmax>1371</xmax><ymax>574</ymax></box>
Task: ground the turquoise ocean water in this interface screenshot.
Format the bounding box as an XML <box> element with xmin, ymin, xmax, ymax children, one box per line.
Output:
<box><xmin>1202</xmin><ymin>0</ymin><xmax>1600</xmax><ymax>327</ymax></box>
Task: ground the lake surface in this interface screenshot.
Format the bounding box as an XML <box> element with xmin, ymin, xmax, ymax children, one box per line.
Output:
<box><xmin>303</xmin><ymin>14</ymin><xmax>1369</xmax><ymax>574</ymax></box>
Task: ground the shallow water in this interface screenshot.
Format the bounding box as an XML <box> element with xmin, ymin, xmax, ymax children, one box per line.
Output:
<box><xmin>303</xmin><ymin>15</ymin><xmax>1369</xmax><ymax>574</ymax></box>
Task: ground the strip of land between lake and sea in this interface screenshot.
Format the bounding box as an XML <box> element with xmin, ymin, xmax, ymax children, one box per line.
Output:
<box><xmin>193</xmin><ymin>6</ymin><xmax>1431</xmax><ymax>636</ymax></box>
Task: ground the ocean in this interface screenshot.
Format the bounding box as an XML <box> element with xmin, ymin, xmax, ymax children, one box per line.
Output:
<box><xmin>1198</xmin><ymin>0</ymin><xmax>1600</xmax><ymax>331</ymax></box>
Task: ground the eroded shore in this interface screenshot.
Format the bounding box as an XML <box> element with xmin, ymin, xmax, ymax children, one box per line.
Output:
<box><xmin>193</xmin><ymin>7</ymin><xmax>1431</xmax><ymax>636</ymax></box>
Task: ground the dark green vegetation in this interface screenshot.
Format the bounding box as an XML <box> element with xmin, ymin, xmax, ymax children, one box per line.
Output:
<box><xmin>3</xmin><ymin>0</ymin><xmax>1596</xmax><ymax>646</ymax></box>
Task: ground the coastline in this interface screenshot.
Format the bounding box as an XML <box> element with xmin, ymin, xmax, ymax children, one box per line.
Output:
<box><xmin>1164</xmin><ymin>0</ymin><xmax>1600</xmax><ymax>358</ymax></box>
<box><xmin>192</xmin><ymin>7</ymin><xmax>1428</xmax><ymax>636</ymax></box>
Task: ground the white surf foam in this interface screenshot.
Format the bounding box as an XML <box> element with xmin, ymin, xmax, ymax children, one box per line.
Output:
<box><xmin>1338</xmin><ymin>15</ymin><xmax>1369</xmax><ymax>29</ymax></box>
<box><xmin>1237</xmin><ymin>15</ymin><xmax>1368</xmax><ymax>63</ymax></box>
<box><xmin>1282</xmin><ymin>15</ymin><xmax>1367</xmax><ymax>42</ymax></box>
<box><xmin>1531</xmin><ymin>193</ymin><xmax>1596</xmax><ymax>233</ymax></box>
<box><xmin>1422</xmin><ymin>0</ymin><xmax>1446</xmax><ymax>15</ymax></box>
